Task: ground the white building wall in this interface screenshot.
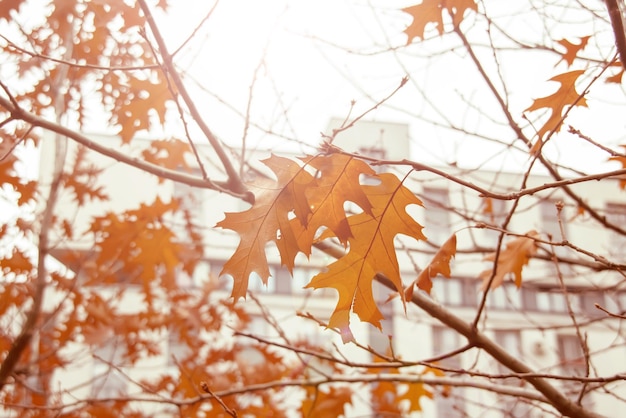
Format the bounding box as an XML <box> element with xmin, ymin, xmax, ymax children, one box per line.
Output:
<box><xmin>36</xmin><ymin>121</ymin><xmax>626</xmax><ymax>417</ymax></box>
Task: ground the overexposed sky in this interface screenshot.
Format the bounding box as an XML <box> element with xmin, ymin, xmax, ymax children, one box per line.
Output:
<box><xmin>146</xmin><ymin>0</ymin><xmax>626</xmax><ymax>175</ymax></box>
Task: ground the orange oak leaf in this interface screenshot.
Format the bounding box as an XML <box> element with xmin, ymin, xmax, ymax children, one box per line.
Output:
<box><xmin>306</xmin><ymin>173</ymin><xmax>426</xmax><ymax>342</ymax></box>
<box><xmin>479</xmin><ymin>230</ymin><xmax>539</xmax><ymax>290</ymax></box>
<box><xmin>217</xmin><ymin>154</ymin><xmax>375</xmax><ymax>300</ymax></box>
<box><xmin>0</xmin><ymin>248</ymin><xmax>34</xmax><ymax>276</ymax></box>
<box><xmin>608</xmin><ymin>145</ymin><xmax>626</xmax><ymax>189</ymax></box>
<box><xmin>525</xmin><ymin>70</ymin><xmax>587</xmax><ymax>154</ymax></box>
<box><xmin>298</xmin><ymin>153</ymin><xmax>375</xmax><ymax>246</ymax></box>
<box><xmin>555</xmin><ymin>36</ymin><xmax>590</xmax><ymax>67</ymax></box>
<box><xmin>403</xmin><ymin>0</ymin><xmax>477</xmax><ymax>43</ymax></box>
<box><xmin>406</xmin><ymin>233</ymin><xmax>456</xmax><ymax>298</ymax></box>
<box><xmin>216</xmin><ymin>155</ymin><xmax>315</xmax><ymax>299</ymax></box>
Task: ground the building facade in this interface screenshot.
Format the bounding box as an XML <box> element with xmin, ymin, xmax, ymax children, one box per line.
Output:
<box><xmin>37</xmin><ymin>120</ymin><xmax>626</xmax><ymax>417</ymax></box>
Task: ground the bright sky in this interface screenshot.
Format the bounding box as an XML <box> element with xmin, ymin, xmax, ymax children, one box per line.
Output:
<box><xmin>147</xmin><ymin>0</ymin><xmax>626</xmax><ymax>176</ymax></box>
<box><xmin>3</xmin><ymin>0</ymin><xmax>624</xmax><ymax>174</ymax></box>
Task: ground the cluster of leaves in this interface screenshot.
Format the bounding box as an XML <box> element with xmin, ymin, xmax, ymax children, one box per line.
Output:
<box><xmin>218</xmin><ymin>153</ymin><xmax>426</xmax><ymax>341</ymax></box>
<box><xmin>1</xmin><ymin>0</ymin><xmax>626</xmax><ymax>416</ymax></box>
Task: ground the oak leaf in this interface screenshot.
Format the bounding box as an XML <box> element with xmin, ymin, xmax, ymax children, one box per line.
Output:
<box><xmin>217</xmin><ymin>155</ymin><xmax>315</xmax><ymax>299</ymax></box>
<box><xmin>406</xmin><ymin>233</ymin><xmax>456</xmax><ymax>298</ymax></box>
<box><xmin>479</xmin><ymin>230</ymin><xmax>539</xmax><ymax>290</ymax></box>
<box><xmin>525</xmin><ymin>70</ymin><xmax>587</xmax><ymax>154</ymax></box>
<box><xmin>306</xmin><ymin>173</ymin><xmax>426</xmax><ymax>341</ymax></box>
<box><xmin>403</xmin><ymin>0</ymin><xmax>477</xmax><ymax>43</ymax></box>
<box><xmin>299</xmin><ymin>153</ymin><xmax>375</xmax><ymax>246</ymax></box>
<box><xmin>555</xmin><ymin>36</ymin><xmax>590</xmax><ymax>67</ymax></box>
<box><xmin>217</xmin><ymin>154</ymin><xmax>374</xmax><ymax>300</ymax></box>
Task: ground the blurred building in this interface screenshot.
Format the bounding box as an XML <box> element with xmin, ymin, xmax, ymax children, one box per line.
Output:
<box><xmin>39</xmin><ymin>119</ymin><xmax>626</xmax><ymax>417</ymax></box>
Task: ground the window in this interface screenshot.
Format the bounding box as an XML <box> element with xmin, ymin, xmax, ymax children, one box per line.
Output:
<box><xmin>432</xmin><ymin>278</ymin><xmax>463</xmax><ymax>306</ymax></box>
<box><xmin>494</xmin><ymin>331</ymin><xmax>531</xmax><ymax>416</ymax></box>
<box><xmin>482</xmin><ymin>197</ymin><xmax>508</xmax><ymax>245</ymax></box>
<box><xmin>369</xmin><ymin>281</ymin><xmax>394</xmax><ymax>355</ymax></box>
<box><xmin>214</xmin><ymin>261</ymin><xmax>276</xmax><ymax>294</ymax></box>
<box><xmin>92</xmin><ymin>340</ymin><xmax>127</xmax><ymax>398</ymax></box>
<box><xmin>272</xmin><ymin>266</ymin><xmax>292</xmax><ymax>294</ymax></box>
<box><xmin>605</xmin><ymin>203</ymin><xmax>626</xmax><ymax>260</ymax></box>
<box><xmin>432</xmin><ymin>327</ymin><xmax>462</xmax><ymax>366</ymax></box>
<box><xmin>423</xmin><ymin>188</ymin><xmax>451</xmax><ymax>246</ymax></box>
<box><xmin>579</xmin><ymin>290</ymin><xmax>605</xmax><ymax>318</ymax></box>
<box><xmin>481</xmin><ymin>283</ymin><xmax>522</xmax><ymax>310</ymax></box>
<box><xmin>431</xmin><ymin>278</ymin><xmax>474</xmax><ymax>307</ymax></box>
<box><xmin>247</xmin><ymin>270</ymin><xmax>276</xmax><ymax>293</ymax></box>
<box><xmin>557</xmin><ymin>335</ymin><xmax>586</xmax><ymax>377</ymax></box>
<box><xmin>535</xmin><ymin>289</ymin><xmax>569</xmax><ymax>313</ymax></box>
<box><xmin>557</xmin><ymin>336</ymin><xmax>595</xmax><ymax>408</ymax></box>
<box><xmin>539</xmin><ymin>200</ymin><xmax>570</xmax><ymax>275</ymax></box>
<box><xmin>432</xmin><ymin>327</ymin><xmax>465</xmax><ymax>417</ymax></box>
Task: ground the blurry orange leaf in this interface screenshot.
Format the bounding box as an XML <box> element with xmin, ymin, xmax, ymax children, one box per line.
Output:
<box><xmin>61</xmin><ymin>146</ymin><xmax>108</xmax><ymax>204</ymax></box>
<box><xmin>302</xmin><ymin>386</ymin><xmax>353</xmax><ymax>417</ymax></box>
<box><xmin>306</xmin><ymin>173</ymin><xmax>425</xmax><ymax>341</ymax></box>
<box><xmin>0</xmin><ymin>248</ymin><xmax>34</xmax><ymax>275</ymax></box>
<box><xmin>525</xmin><ymin>70</ymin><xmax>587</xmax><ymax>154</ymax></box>
<box><xmin>406</xmin><ymin>234</ymin><xmax>456</xmax><ymax>298</ymax></box>
<box><xmin>482</xmin><ymin>196</ymin><xmax>493</xmax><ymax>216</ymax></box>
<box><xmin>88</xmin><ymin>198</ymin><xmax>195</xmax><ymax>292</ymax></box>
<box><xmin>141</xmin><ymin>138</ymin><xmax>192</xmax><ymax>173</ymax></box>
<box><xmin>0</xmin><ymin>0</ymin><xmax>24</xmax><ymax>21</ymax></box>
<box><xmin>369</xmin><ymin>356</ymin><xmax>436</xmax><ymax>414</ymax></box>
<box><xmin>555</xmin><ymin>36</ymin><xmax>590</xmax><ymax>67</ymax></box>
<box><xmin>115</xmin><ymin>75</ymin><xmax>173</xmax><ymax>143</ymax></box>
<box><xmin>479</xmin><ymin>230</ymin><xmax>539</xmax><ymax>290</ymax></box>
<box><xmin>403</xmin><ymin>0</ymin><xmax>477</xmax><ymax>43</ymax></box>
<box><xmin>606</xmin><ymin>65</ymin><xmax>624</xmax><ymax>84</ymax></box>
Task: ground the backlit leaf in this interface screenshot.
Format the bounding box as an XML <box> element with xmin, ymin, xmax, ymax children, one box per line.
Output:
<box><xmin>307</xmin><ymin>173</ymin><xmax>425</xmax><ymax>341</ymax></box>
<box><xmin>217</xmin><ymin>154</ymin><xmax>375</xmax><ymax>300</ymax></box>
<box><xmin>217</xmin><ymin>155</ymin><xmax>315</xmax><ymax>298</ymax></box>
<box><xmin>406</xmin><ymin>233</ymin><xmax>456</xmax><ymax>298</ymax></box>
<box><xmin>403</xmin><ymin>0</ymin><xmax>477</xmax><ymax>43</ymax></box>
<box><xmin>525</xmin><ymin>70</ymin><xmax>587</xmax><ymax>154</ymax></box>
<box><xmin>555</xmin><ymin>36</ymin><xmax>590</xmax><ymax>67</ymax></box>
<box><xmin>479</xmin><ymin>230</ymin><xmax>539</xmax><ymax>290</ymax></box>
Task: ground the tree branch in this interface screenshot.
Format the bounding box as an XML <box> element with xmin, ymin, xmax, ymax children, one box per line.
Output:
<box><xmin>0</xmin><ymin>96</ymin><xmax>254</xmax><ymax>204</ymax></box>
<box><xmin>605</xmin><ymin>0</ymin><xmax>626</xmax><ymax>70</ymax></box>
<box><xmin>137</xmin><ymin>0</ymin><xmax>249</xmax><ymax>197</ymax></box>
<box><xmin>313</xmin><ymin>241</ymin><xmax>601</xmax><ymax>418</ymax></box>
